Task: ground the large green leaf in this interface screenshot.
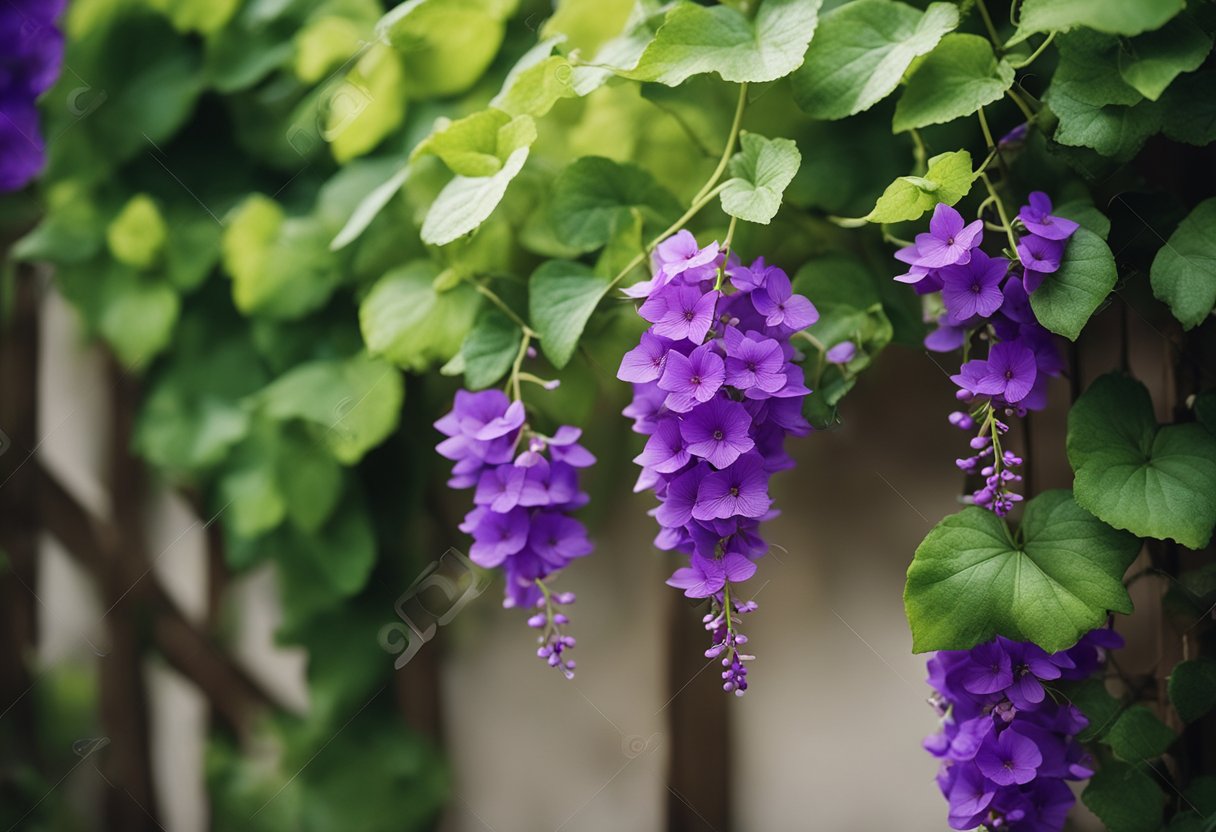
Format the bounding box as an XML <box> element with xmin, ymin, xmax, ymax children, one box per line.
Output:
<box><xmin>791</xmin><ymin>0</ymin><xmax>958</xmax><ymax>120</ymax></box>
<box><xmin>377</xmin><ymin>0</ymin><xmax>513</xmax><ymax>97</ymax></box>
<box><xmin>865</xmin><ymin>150</ymin><xmax>974</xmax><ymax>224</ymax></box>
<box><xmin>1082</xmin><ymin>761</ymin><xmax>1166</xmax><ymax>832</ymax></box>
<box><xmin>1118</xmin><ymin>14</ymin><xmax>1212</xmax><ymax>101</ymax></box>
<box><xmin>623</xmin><ymin>0</ymin><xmax>822</xmax><ymax>86</ymax></box>
<box><xmin>460</xmin><ymin>309</ymin><xmax>521</xmax><ymax>389</ymax></box>
<box><xmin>1067</xmin><ymin>373</ymin><xmax>1216</xmax><ymax>549</ymax></box>
<box><xmin>1106</xmin><ymin>705</ymin><xmax>1177</xmax><ymax>763</ymax></box>
<box><xmin>360</xmin><ymin>261</ymin><xmax>481</xmax><ymax>371</ymax></box>
<box><xmin>1011</xmin><ymin>0</ymin><xmax>1186</xmax><ymax>44</ymax></box>
<box><xmin>1150</xmin><ymin>197</ymin><xmax>1216</xmax><ymax>330</ymax></box>
<box><xmin>1029</xmin><ymin>227</ymin><xmax>1118</xmax><ymax>340</ymax></box>
<box><xmin>257</xmin><ymin>354</ymin><xmax>404</xmax><ymax>465</ymax></box>
<box><xmin>411</xmin><ymin>110</ymin><xmax>537</xmax><ymax>177</ymax></box>
<box><xmin>904</xmin><ymin>489</ymin><xmax>1140</xmax><ymax>653</ymax></box>
<box><xmin>892</xmin><ymin>34</ymin><xmax>1014</xmax><ymax>133</ymax></box>
<box><xmin>719</xmin><ymin>133</ymin><xmax>801</xmax><ymax>225</ymax></box>
<box><xmin>549</xmin><ymin>157</ymin><xmax>681</xmax><ymax>251</ymax></box>
<box><xmin>1169</xmin><ymin>657</ymin><xmax>1216</xmax><ymax>723</ymax></box>
<box><xmin>528</xmin><ymin>261</ymin><xmax>611</xmax><ymax>369</ymax></box>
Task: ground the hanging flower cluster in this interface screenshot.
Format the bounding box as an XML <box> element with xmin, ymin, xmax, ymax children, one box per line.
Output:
<box><xmin>435</xmin><ymin>388</ymin><xmax>595</xmax><ymax>678</ymax></box>
<box><xmin>0</xmin><ymin>0</ymin><xmax>63</xmax><ymax>191</ymax></box>
<box><xmin>926</xmin><ymin>628</ymin><xmax>1123</xmax><ymax>831</ymax></box>
<box><xmin>618</xmin><ymin>231</ymin><xmax>817</xmax><ymax>696</ymax></box>
<box><xmin>893</xmin><ymin>195</ymin><xmax>1077</xmax><ymax>515</ymax></box>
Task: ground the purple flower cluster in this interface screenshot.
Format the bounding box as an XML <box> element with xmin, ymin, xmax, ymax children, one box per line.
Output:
<box><xmin>618</xmin><ymin>231</ymin><xmax>818</xmax><ymax>695</ymax></box>
<box><xmin>893</xmin><ymin>195</ymin><xmax>1076</xmax><ymax>515</ymax></box>
<box><xmin>926</xmin><ymin>628</ymin><xmax>1123</xmax><ymax>831</ymax></box>
<box><xmin>435</xmin><ymin>389</ymin><xmax>595</xmax><ymax>677</ymax></box>
<box><xmin>0</xmin><ymin>0</ymin><xmax>63</xmax><ymax>191</ymax></box>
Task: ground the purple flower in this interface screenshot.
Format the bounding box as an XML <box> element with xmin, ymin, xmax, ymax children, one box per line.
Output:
<box><xmin>925</xmin><ymin>318</ymin><xmax>966</xmax><ymax>352</ymax></box>
<box><xmin>1017</xmin><ymin>234</ymin><xmax>1064</xmax><ymax>274</ymax></box>
<box><xmin>976</xmin><ymin>341</ymin><xmax>1038</xmax><ymax>404</ymax></box>
<box><xmin>946</xmin><ymin>763</ymin><xmax>995</xmax><ymax>829</ymax></box>
<box><xmin>666</xmin><ymin>552</ymin><xmax>755</xmax><ymax>598</ymax></box>
<box><xmin>751</xmin><ymin>270</ymin><xmax>818</xmax><ymax>332</ymax></box>
<box><xmin>728</xmin><ymin>257</ymin><xmax>782</xmax><ymax>292</ymax></box>
<box><xmin>634</xmin><ymin>417</ymin><xmax>691</xmax><ymax>474</ymax></box>
<box><xmin>528</xmin><ymin>512</ymin><xmax>593</xmax><ymax>568</ymax></box>
<box><xmin>692</xmin><ymin>453</ymin><xmax>771</xmax><ymax>520</ymax></box>
<box><xmin>824</xmin><ymin>340</ymin><xmax>857</xmax><ymax>365</ymax></box>
<box><xmin>723</xmin><ymin>327</ymin><xmax>785</xmax><ymax>392</ymax></box>
<box><xmin>617</xmin><ymin>331</ymin><xmax>672</xmax><ymax>383</ymax></box>
<box><xmin>659</xmin><ymin>343</ymin><xmax>725</xmax><ymax>412</ymax></box>
<box><xmin>940</xmin><ymin>250</ymin><xmax>1007</xmax><ymax>323</ymax></box>
<box><xmin>680</xmin><ymin>397</ymin><xmax>755</xmax><ymax>469</ymax></box>
<box><xmin>654</xmin><ymin>464</ymin><xmax>708</xmax><ymax>528</ymax></box>
<box><xmin>654</xmin><ymin>229</ymin><xmax>720</xmax><ymax>280</ymax></box>
<box><xmin>976</xmin><ymin>727</ymin><xmax>1042</xmax><ymax>786</ymax></box>
<box><xmin>912</xmin><ymin>203</ymin><xmax>984</xmax><ymax>268</ymax></box>
<box><xmin>639</xmin><ymin>285</ymin><xmax>719</xmax><ymax>342</ymax></box>
<box><xmin>469</xmin><ymin>507</ymin><xmax>529</xmax><ymax>568</ymax></box>
<box><xmin>1018</xmin><ymin>192</ymin><xmax>1079</xmax><ymax>241</ymax></box>
<box><xmin>962</xmin><ymin>641</ymin><xmax>1013</xmax><ymax>694</ymax></box>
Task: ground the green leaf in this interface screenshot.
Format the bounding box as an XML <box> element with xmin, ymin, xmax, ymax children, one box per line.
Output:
<box><xmin>1011</xmin><ymin>0</ymin><xmax>1186</xmax><ymax>45</ymax></box>
<box><xmin>528</xmin><ymin>261</ymin><xmax>611</xmax><ymax>369</ymax></box>
<box><xmin>327</xmin><ymin>44</ymin><xmax>408</xmax><ymax>163</ymax></box>
<box><xmin>97</xmin><ymin>273</ymin><xmax>180</xmax><ymax>370</ymax></box>
<box><xmin>1068</xmin><ymin>373</ymin><xmax>1216</xmax><ymax>549</ymax></box>
<box><xmin>218</xmin><ymin>432</ymin><xmax>286</xmax><ymax>540</ymax></box>
<box><xmin>1062</xmin><ymin>677</ymin><xmax>1125</xmax><ymax>742</ymax></box>
<box><xmin>1106</xmin><ymin>705</ymin><xmax>1177</xmax><ymax>762</ymax></box>
<box><xmin>791</xmin><ymin>0</ymin><xmax>958</xmax><ymax>120</ymax></box>
<box><xmin>1151</xmin><ymin>197</ymin><xmax>1216</xmax><ymax>330</ymax></box>
<box><xmin>1118</xmin><ymin>15</ymin><xmax>1212</xmax><ymax>101</ymax></box>
<box><xmin>257</xmin><ymin>354</ymin><xmax>404</xmax><ymax>465</ymax></box>
<box><xmin>892</xmin><ymin>34</ymin><xmax>1014</xmax><ymax>132</ymax></box>
<box><xmin>1169</xmin><ymin>657</ymin><xmax>1216</xmax><ymax>723</ymax></box>
<box><xmin>106</xmin><ymin>194</ymin><xmax>168</xmax><ymax>270</ymax></box>
<box><xmin>865</xmin><ymin>150</ymin><xmax>974</xmax><ymax>224</ymax></box>
<box><xmin>412</xmin><ymin>110</ymin><xmax>537</xmax><ymax>177</ymax></box>
<box><xmin>904</xmin><ymin>489</ymin><xmax>1140</xmax><ymax>653</ymax></box>
<box><xmin>1083</xmin><ymin>760</ymin><xmax>1166</xmax><ymax>832</ymax></box>
<box><xmin>461</xmin><ymin>309</ymin><xmax>521</xmax><ymax>390</ymax></box>
<box><xmin>360</xmin><ymin>261</ymin><xmax>481</xmax><ymax>371</ymax></box>
<box><xmin>1160</xmin><ymin>71</ymin><xmax>1216</xmax><ymax>147</ymax></box>
<box><xmin>421</xmin><ymin>147</ymin><xmax>531</xmax><ymax>245</ymax></box>
<box><xmin>377</xmin><ymin>0</ymin><xmax>513</xmax><ymax>97</ymax></box>
<box><xmin>330</xmin><ymin>165</ymin><xmax>411</xmax><ymax>251</ymax></box>
<box><xmin>1055</xmin><ymin>199</ymin><xmax>1111</xmax><ymax>240</ymax></box>
<box><xmin>549</xmin><ymin>157</ymin><xmax>681</xmax><ymax>251</ymax></box>
<box><xmin>1029</xmin><ymin>227</ymin><xmax>1117</xmax><ymax>340</ymax></box>
<box><xmin>624</xmin><ymin>0</ymin><xmax>822</xmax><ymax>86</ymax></box>
<box><xmin>490</xmin><ymin>40</ymin><xmax>579</xmax><ymax>118</ymax></box>
<box><xmin>277</xmin><ymin>431</ymin><xmax>344</xmax><ymax>535</ymax></box>
<box><xmin>221</xmin><ymin>195</ymin><xmax>341</xmax><ymax>320</ymax></box>
<box><xmin>719</xmin><ymin>133</ymin><xmax>801</xmax><ymax>225</ymax></box>
<box><xmin>296</xmin><ymin>499</ymin><xmax>377</xmax><ymax>596</ymax></box>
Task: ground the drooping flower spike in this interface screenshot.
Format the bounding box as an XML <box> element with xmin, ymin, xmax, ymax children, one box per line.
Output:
<box><xmin>893</xmin><ymin>197</ymin><xmax>1078</xmax><ymax>516</ymax></box>
<box><xmin>435</xmin><ymin>385</ymin><xmax>596</xmax><ymax>678</ymax></box>
<box><xmin>618</xmin><ymin>232</ymin><xmax>817</xmax><ymax>696</ymax></box>
<box><xmin>0</xmin><ymin>1</ymin><xmax>64</xmax><ymax>191</ymax></box>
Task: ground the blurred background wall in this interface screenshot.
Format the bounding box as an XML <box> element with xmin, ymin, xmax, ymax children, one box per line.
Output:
<box><xmin>16</xmin><ymin>274</ymin><xmax>1172</xmax><ymax>831</ymax></box>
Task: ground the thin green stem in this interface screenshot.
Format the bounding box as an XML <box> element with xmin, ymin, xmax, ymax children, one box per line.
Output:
<box><xmin>975</xmin><ymin>0</ymin><xmax>1002</xmax><ymax>49</ymax></box>
<box><xmin>910</xmin><ymin>128</ymin><xmax>928</xmax><ymax>175</ymax></box>
<box><xmin>508</xmin><ymin>329</ymin><xmax>533</xmax><ymax>402</ymax></box>
<box><xmin>473</xmin><ymin>281</ymin><xmax>535</xmax><ymax>336</ymax></box>
<box><xmin>1006</xmin><ymin>88</ymin><xmax>1036</xmax><ymax>123</ymax></box>
<box><xmin>1009</xmin><ymin>32</ymin><xmax>1055</xmax><ymax>70</ymax></box>
<box><xmin>692</xmin><ymin>82</ymin><xmax>749</xmax><ymax>206</ymax></box>
<box><xmin>722</xmin><ymin>582</ymin><xmax>736</xmax><ymax>640</ymax></box>
<box><xmin>713</xmin><ymin>214</ymin><xmax>741</xmax><ymax>290</ymax></box>
<box><xmin>975</xmin><ymin>148</ymin><xmax>999</xmax><ymax>175</ymax></box>
<box><xmin>979</xmin><ymin>172</ymin><xmax>1019</xmax><ymax>253</ymax></box>
<box><xmin>977</xmin><ymin>106</ymin><xmax>996</xmax><ymax>150</ymax></box>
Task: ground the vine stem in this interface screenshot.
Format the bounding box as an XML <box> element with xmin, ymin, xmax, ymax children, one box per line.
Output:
<box><xmin>1006</xmin><ymin>88</ymin><xmax>1036</xmax><ymax>123</ymax></box>
<box><xmin>472</xmin><ymin>280</ymin><xmax>535</xmax><ymax>336</ymax></box>
<box><xmin>1009</xmin><ymin>32</ymin><xmax>1055</xmax><ymax>70</ymax></box>
<box><xmin>609</xmin><ymin>82</ymin><xmax>749</xmax><ymax>292</ymax></box>
<box><xmin>979</xmin><ymin>171</ymin><xmax>1019</xmax><ymax>254</ymax></box>
<box><xmin>975</xmin><ymin>0</ymin><xmax>1003</xmax><ymax>49</ymax></box>
<box><xmin>508</xmin><ymin>329</ymin><xmax>533</xmax><ymax>402</ymax></box>
<box><xmin>977</xmin><ymin>106</ymin><xmax>996</xmax><ymax>151</ymax></box>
